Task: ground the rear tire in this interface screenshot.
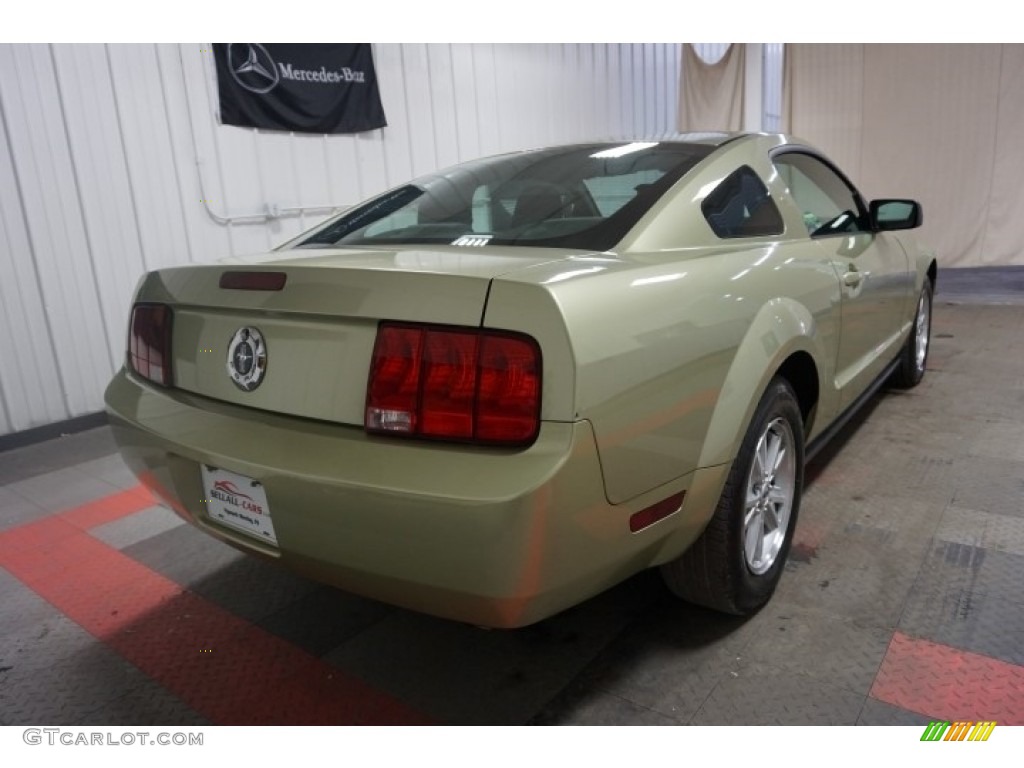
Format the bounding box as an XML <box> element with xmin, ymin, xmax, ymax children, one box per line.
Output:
<box><xmin>890</xmin><ymin>280</ymin><xmax>933</xmax><ymax>389</ymax></box>
<box><xmin>660</xmin><ymin>377</ymin><xmax>804</xmax><ymax>615</ymax></box>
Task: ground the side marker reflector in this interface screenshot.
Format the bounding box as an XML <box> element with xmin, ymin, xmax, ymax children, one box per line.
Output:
<box><xmin>629</xmin><ymin>492</ymin><xmax>685</xmax><ymax>533</ymax></box>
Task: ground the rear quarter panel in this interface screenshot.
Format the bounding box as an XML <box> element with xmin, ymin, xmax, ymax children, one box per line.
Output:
<box><xmin>488</xmin><ymin>243</ymin><xmax>842</xmax><ymax>505</ymax></box>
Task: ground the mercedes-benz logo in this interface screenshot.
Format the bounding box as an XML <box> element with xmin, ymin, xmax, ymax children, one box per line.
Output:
<box><xmin>226</xmin><ymin>327</ymin><xmax>268</xmax><ymax>391</ymax></box>
<box><xmin>227</xmin><ymin>43</ymin><xmax>279</xmax><ymax>94</ymax></box>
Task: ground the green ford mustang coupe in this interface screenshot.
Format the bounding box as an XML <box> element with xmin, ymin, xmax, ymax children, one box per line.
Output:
<box><xmin>105</xmin><ymin>133</ymin><xmax>936</xmax><ymax>628</ymax></box>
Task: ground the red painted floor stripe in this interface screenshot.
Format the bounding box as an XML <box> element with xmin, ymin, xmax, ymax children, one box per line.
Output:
<box><xmin>61</xmin><ymin>485</ymin><xmax>155</xmax><ymax>529</ymax></box>
<box><xmin>0</xmin><ymin>492</ymin><xmax>433</xmax><ymax>725</ymax></box>
<box><xmin>870</xmin><ymin>631</ymin><xmax>1024</xmax><ymax>725</ymax></box>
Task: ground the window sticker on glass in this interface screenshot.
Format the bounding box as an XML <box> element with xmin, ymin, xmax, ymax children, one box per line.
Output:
<box><xmin>452</xmin><ymin>234</ymin><xmax>493</xmax><ymax>247</ymax></box>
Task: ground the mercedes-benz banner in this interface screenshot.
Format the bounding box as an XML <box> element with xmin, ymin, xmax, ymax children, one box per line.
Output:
<box><xmin>214</xmin><ymin>43</ymin><xmax>387</xmax><ymax>134</ymax></box>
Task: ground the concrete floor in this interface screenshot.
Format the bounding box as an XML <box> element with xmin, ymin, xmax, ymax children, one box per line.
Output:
<box><xmin>1</xmin><ymin>269</ymin><xmax>1023</xmax><ymax>725</ymax></box>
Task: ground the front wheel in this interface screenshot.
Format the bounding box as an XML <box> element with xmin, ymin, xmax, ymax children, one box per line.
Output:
<box><xmin>661</xmin><ymin>378</ymin><xmax>805</xmax><ymax>615</ymax></box>
<box><xmin>891</xmin><ymin>280</ymin><xmax>933</xmax><ymax>389</ymax></box>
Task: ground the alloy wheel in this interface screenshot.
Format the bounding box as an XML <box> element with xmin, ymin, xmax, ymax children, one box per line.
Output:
<box><xmin>743</xmin><ymin>417</ymin><xmax>797</xmax><ymax>575</ymax></box>
<box><xmin>915</xmin><ymin>290</ymin><xmax>930</xmax><ymax>374</ymax></box>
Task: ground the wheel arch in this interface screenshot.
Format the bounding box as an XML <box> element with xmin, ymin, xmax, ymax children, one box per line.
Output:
<box><xmin>697</xmin><ymin>298</ymin><xmax>825</xmax><ymax>468</ymax></box>
<box><xmin>775</xmin><ymin>349</ymin><xmax>820</xmax><ymax>435</ymax></box>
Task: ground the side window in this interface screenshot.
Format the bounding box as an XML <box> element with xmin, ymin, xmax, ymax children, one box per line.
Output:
<box><xmin>773</xmin><ymin>153</ymin><xmax>867</xmax><ymax>237</ymax></box>
<box><xmin>702</xmin><ymin>166</ymin><xmax>784</xmax><ymax>239</ymax></box>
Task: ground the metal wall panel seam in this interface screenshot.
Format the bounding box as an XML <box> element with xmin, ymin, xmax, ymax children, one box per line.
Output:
<box><xmin>653</xmin><ymin>45</ymin><xmax>664</xmax><ymax>134</ymax></box>
<box><xmin>397</xmin><ymin>45</ymin><xmax>420</xmax><ymax>188</ymax></box>
<box><xmin>356</xmin><ymin>124</ymin><xmax>386</xmax><ymax>196</ymax></box>
<box><xmin>446</xmin><ymin>44</ymin><xmax>464</xmax><ymax>161</ymax></box>
<box><xmin>362</xmin><ymin>46</ymin><xmax>397</xmax><ymax>192</ymax></box>
<box><xmin>399</xmin><ymin>44</ymin><xmax>432</xmax><ymax>179</ymax></box>
<box><xmin>442</xmin><ymin>44</ymin><xmax>463</xmax><ymax>167</ymax></box>
<box><xmin>664</xmin><ymin>45</ymin><xmax>673</xmax><ymax>135</ymax></box>
<box><xmin>611</xmin><ymin>45</ymin><xmax>624</xmax><ymax>139</ymax></box>
<box><xmin>622</xmin><ymin>43</ymin><xmax>630</xmax><ymax>139</ymax></box>
<box><xmin>0</xmin><ymin>194</ymin><xmax>16</xmax><ymax>430</ymax></box>
<box><xmin>0</xmin><ymin>113</ymin><xmax>19</xmax><ymax>429</ymax></box>
<box><xmin>350</xmin><ymin>132</ymin><xmax>368</xmax><ymax>205</ymax></box>
<box><xmin>418</xmin><ymin>43</ymin><xmax>440</xmax><ymax>167</ymax></box>
<box><xmin>1</xmin><ymin>49</ymin><xmax>75</xmax><ymax>421</ymax></box>
<box><xmin>58</xmin><ymin>44</ymin><xmax>138</xmax><ymax>373</ymax></box>
<box><xmin>0</xmin><ymin>338</ymin><xmax>11</xmax><ymax>432</ymax></box>
<box><xmin>662</xmin><ymin>43</ymin><xmax>671</xmax><ymax>132</ymax></box>
<box><xmin>572</xmin><ymin>45</ymin><xmax>583</xmax><ymax>143</ymax></box>
<box><xmin>477</xmin><ymin>45</ymin><xmax>503</xmax><ymax>158</ymax></box>
<box><xmin>673</xmin><ymin>44</ymin><xmax>682</xmax><ymax>130</ymax></box>
<box><xmin>449</xmin><ymin>45</ymin><xmax>479</xmax><ymax>162</ymax></box>
<box><xmin>581</xmin><ymin>45</ymin><xmax>589</xmax><ymax>144</ymax></box>
<box><xmin>0</xmin><ymin>66</ymin><xmax>68</xmax><ymax>430</ymax></box>
<box><xmin>644</xmin><ymin>45</ymin><xmax>655</xmax><ymax>135</ymax></box>
<box><xmin>631</xmin><ymin>45</ymin><xmax>641</xmax><ymax>136</ymax></box>
<box><xmin>627</xmin><ymin>43</ymin><xmax>637</xmax><ymax>138</ymax></box>
<box><xmin>426</xmin><ymin>45</ymin><xmax>457</xmax><ymax>170</ymax></box>
<box><xmin>636</xmin><ymin>44</ymin><xmax>644</xmax><ymax>135</ymax></box>
<box><xmin>101</xmin><ymin>45</ymin><xmax>157</xmax><ymax>278</ymax></box>
<box><xmin>21</xmin><ymin>46</ymin><xmax>100</xmax><ymax>408</ymax></box>
<box><xmin>319</xmin><ymin>134</ymin><xmax>338</xmax><ymax>212</ymax></box>
<box><xmin>468</xmin><ymin>45</ymin><xmax>485</xmax><ymax>159</ymax></box>
<box><xmin>581</xmin><ymin>45</ymin><xmax>589</xmax><ymax>145</ymax></box>
<box><xmin>423</xmin><ymin>45</ymin><xmax>443</xmax><ymax>174</ymax></box>
<box><xmin>0</xmin><ymin>87</ymin><xmax>45</xmax><ymax>431</ymax></box>
<box><xmin>46</xmin><ymin>45</ymin><xmax>118</xmax><ymax>373</ymax></box>
<box><xmin>361</xmin><ymin>49</ymin><xmax>389</xmax><ymax>192</ymax></box>
<box><xmin>287</xmin><ymin>131</ymin><xmax>307</xmax><ymax>232</ymax></box>
<box><xmin>152</xmin><ymin>44</ymin><xmax>200</xmax><ymax>265</ymax></box>
<box><xmin>553</xmin><ymin>45</ymin><xmax>564</xmax><ymax>145</ymax></box>
<box><xmin>488</xmin><ymin>45</ymin><xmax>505</xmax><ymax>153</ymax></box>
<box><xmin>598</xmin><ymin>42</ymin><xmax>606</xmax><ymax>138</ymax></box>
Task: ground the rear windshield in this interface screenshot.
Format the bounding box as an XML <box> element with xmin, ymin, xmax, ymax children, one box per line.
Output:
<box><xmin>294</xmin><ymin>142</ymin><xmax>714</xmax><ymax>251</ymax></box>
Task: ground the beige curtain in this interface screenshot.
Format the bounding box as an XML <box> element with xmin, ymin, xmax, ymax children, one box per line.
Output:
<box><xmin>785</xmin><ymin>43</ymin><xmax>1024</xmax><ymax>267</ymax></box>
<box><xmin>678</xmin><ymin>44</ymin><xmax>745</xmax><ymax>132</ymax></box>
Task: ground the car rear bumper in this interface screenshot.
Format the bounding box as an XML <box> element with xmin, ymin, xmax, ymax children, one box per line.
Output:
<box><xmin>104</xmin><ymin>369</ymin><xmax>728</xmax><ymax>628</ymax></box>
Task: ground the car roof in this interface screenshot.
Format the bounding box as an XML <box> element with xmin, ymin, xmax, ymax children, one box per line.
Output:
<box><xmin>510</xmin><ymin>134</ymin><xmax>775</xmax><ymax>162</ymax></box>
<box><xmin>640</xmin><ymin>131</ymin><xmax>747</xmax><ymax>146</ymax></box>
<box><xmin>499</xmin><ymin>133</ymin><xmax>758</xmax><ymax>158</ymax></box>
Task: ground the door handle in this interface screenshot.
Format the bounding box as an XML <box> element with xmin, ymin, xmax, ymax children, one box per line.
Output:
<box><xmin>843</xmin><ymin>271</ymin><xmax>863</xmax><ymax>287</ymax></box>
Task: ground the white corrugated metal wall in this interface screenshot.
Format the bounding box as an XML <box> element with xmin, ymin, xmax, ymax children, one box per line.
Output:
<box><xmin>0</xmin><ymin>43</ymin><xmax>682</xmax><ymax>437</ymax></box>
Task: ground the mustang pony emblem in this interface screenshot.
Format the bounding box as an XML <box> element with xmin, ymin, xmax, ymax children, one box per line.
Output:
<box><xmin>226</xmin><ymin>327</ymin><xmax>267</xmax><ymax>391</ymax></box>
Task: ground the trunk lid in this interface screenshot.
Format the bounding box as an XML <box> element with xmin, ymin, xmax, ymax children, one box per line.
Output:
<box><xmin>136</xmin><ymin>246</ymin><xmax>574</xmax><ymax>426</ymax></box>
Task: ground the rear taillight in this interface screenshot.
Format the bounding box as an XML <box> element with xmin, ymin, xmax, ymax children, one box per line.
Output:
<box><xmin>366</xmin><ymin>323</ymin><xmax>542</xmax><ymax>446</ymax></box>
<box><xmin>128</xmin><ymin>303</ymin><xmax>173</xmax><ymax>387</ymax></box>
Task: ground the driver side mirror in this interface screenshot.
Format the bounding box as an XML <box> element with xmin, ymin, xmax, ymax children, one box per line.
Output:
<box><xmin>870</xmin><ymin>199</ymin><xmax>923</xmax><ymax>231</ymax></box>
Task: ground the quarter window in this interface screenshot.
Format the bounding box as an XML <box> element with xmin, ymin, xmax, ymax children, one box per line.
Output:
<box><xmin>773</xmin><ymin>153</ymin><xmax>868</xmax><ymax>237</ymax></box>
<box><xmin>702</xmin><ymin>166</ymin><xmax>784</xmax><ymax>239</ymax></box>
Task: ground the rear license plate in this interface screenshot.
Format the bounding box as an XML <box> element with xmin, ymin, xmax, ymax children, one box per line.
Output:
<box><xmin>201</xmin><ymin>466</ymin><xmax>278</xmax><ymax>546</ymax></box>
